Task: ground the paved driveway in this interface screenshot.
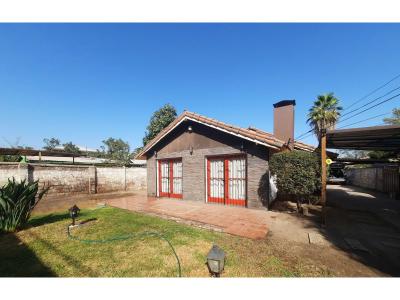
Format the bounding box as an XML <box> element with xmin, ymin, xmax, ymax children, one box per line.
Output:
<box><xmin>106</xmin><ymin>192</ymin><xmax>270</xmax><ymax>239</ymax></box>
<box><xmin>326</xmin><ymin>185</ymin><xmax>400</xmax><ymax>276</ymax></box>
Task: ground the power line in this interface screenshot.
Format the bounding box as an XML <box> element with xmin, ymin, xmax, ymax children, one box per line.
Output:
<box><xmin>338</xmin><ymin>92</ymin><xmax>400</xmax><ymax>124</ymax></box>
<box><xmin>295</xmin><ymin>73</ymin><xmax>400</xmax><ymax>139</ymax></box>
<box><xmin>343</xmin><ymin>73</ymin><xmax>400</xmax><ymax>111</ymax></box>
<box><xmin>341</xmin><ymin>85</ymin><xmax>400</xmax><ymax>118</ymax></box>
<box><xmin>337</xmin><ymin>112</ymin><xmax>391</xmax><ymax>129</ymax></box>
<box><xmin>296</xmin><ymin>91</ymin><xmax>400</xmax><ymax>141</ymax></box>
<box><xmin>295</xmin><ymin>129</ymin><xmax>313</xmax><ymax>140</ymax></box>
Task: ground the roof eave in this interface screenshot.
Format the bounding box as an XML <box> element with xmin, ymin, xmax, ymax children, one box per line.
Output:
<box><xmin>135</xmin><ymin>115</ymin><xmax>283</xmax><ymax>159</ymax></box>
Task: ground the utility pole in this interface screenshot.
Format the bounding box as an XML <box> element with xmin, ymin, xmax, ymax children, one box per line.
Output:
<box><xmin>321</xmin><ymin>129</ymin><xmax>327</xmax><ymax>224</ymax></box>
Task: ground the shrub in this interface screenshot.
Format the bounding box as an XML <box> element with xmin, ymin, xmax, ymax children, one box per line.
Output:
<box><xmin>0</xmin><ymin>178</ymin><xmax>48</xmax><ymax>233</ymax></box>
<box><xmin>269</xmin><ymin>151</ymin><xmax>321</xmax><ymax>209</ymax></box>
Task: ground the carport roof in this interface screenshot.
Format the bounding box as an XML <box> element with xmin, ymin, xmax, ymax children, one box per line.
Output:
<box><xmin>326</xmin><ymin>124</ymin><xmax>400</xmax><ymax>151</ymax></box>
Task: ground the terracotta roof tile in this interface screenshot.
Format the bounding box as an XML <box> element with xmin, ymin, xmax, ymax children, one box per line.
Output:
<box><xmin>136</xmin><ymin>110</ymin><xmax>314</xmax><ymax>159</ymax></box>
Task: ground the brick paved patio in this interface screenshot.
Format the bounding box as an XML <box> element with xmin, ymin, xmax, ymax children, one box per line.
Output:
<box><xmin>106</xmin><ymin>192</ymin><xmax>270</xmax><ymax>239</ymax></box>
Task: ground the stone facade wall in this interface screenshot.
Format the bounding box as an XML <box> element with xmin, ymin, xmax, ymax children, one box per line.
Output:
<box><xmin>0</xmin><ymin>163</ymin><xmax>147</xmax><ymax>199</ymax></box>
<box><xmin>147</xmin><ymin>145</ymin><xmax>270</xmax><ymax>209</ymax></box>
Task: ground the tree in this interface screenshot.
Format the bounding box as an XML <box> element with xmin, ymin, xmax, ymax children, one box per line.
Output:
<box><xmin>132</xmin><ymin>146</ymin><xmax>143</xmax><ymax>158</ymax></box>
<box><xmin>101</xmin><ymin>137</ymin><xmax>131</xmax><ymax>164</ymax></box>
<box><xmin>307</xmin><ymin>93</ymin><xmax>343</xmax><ymax>141</ymax></box>
<box><xmin>143</xmin><ymin>104</ymin><xmax>177</xmax><ymax>146</ymax></box>
<box><xmin>338</xmin><ymin>150</ymin><xmax>368</xmax><ymax>159</ymax></box>
<box><xmin>43</xmin><ymin>137</ymin><xmax>60</xmax><ymax>150</ymax></box>
<box><xmin>63</xmin><ymin>142</ymin><xmax>81</xmax><ymax>154</ymax></box>
<box><xmin>269</xmin><ymin>151</ymin><xmax>321</xmax><ymax>211</ymax></box>
<box><xmin>383</xmin><ymin>108</ymin><xmax>400</xmax><ymax>125</ymax></box>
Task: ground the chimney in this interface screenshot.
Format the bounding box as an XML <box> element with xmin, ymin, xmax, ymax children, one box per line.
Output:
<box><xmin>273</xmin><ymin>100</ymin><xmax>296</xmax><ymax>149</ymax></box>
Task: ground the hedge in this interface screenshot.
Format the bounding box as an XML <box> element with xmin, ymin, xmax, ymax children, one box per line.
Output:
<box><xmin>269</xmin><ymin>150</ymin><xmax>321</xmax><ymax>204</ymax></box>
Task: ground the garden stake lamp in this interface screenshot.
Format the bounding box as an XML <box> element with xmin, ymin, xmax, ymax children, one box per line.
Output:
<box><xmin>68</xmin><ymin>205</ymin><xmax>80</xmax><ymax>226</ymax></box>
<box><xmin>206</xmin><ymin>244</ymin><xmax>226</xmax><ymax>277</ymax></box>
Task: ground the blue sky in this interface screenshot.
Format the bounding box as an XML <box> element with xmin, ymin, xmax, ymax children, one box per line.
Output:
<box><xmin>1</xmin><ymin>23</ymin><xmax>399</xmax><ymax>150</ymax></box>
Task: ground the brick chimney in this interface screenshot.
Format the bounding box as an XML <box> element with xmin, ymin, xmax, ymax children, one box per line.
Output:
<box><xmin>273</xmin><ymin>100</ymin><xmax>296</xmax><ymax>149</ymax></box>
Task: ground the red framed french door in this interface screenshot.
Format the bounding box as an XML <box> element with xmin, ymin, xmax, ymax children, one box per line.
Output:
<box><xmin>158</xmin><ymin>159</ymin><xmax>183</xmax><ymax>198</ymax></box>
<box><xmin>207</xmin><ymin>155</ymin><xmax>246</xmax><ymax>207</ymax></box>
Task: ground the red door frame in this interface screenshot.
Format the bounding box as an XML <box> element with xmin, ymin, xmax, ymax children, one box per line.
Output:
<box><xmin>158</xmin><ymin>158</ymin><xmax>183</xmax><ymax>199</ymax></box>
<box><xmin>207</xmin><ymin>154</ymin><xmax>247</xmax><ymax>207</ymax></box>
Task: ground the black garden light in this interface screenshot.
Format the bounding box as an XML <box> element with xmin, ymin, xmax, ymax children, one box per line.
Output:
<box><xmin>68</xmin><ymin>205</ymin><xmax>80</xmax><ymax>226</ymax></box>
<box><xmin>206</xmin><ymin>244</ymin><xmax>226</xmax><ymax>277</ymax></box>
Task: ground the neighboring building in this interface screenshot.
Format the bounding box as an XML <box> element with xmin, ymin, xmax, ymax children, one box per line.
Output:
<box><xmin>131</xmin><ymin>159</ymin><xmax>147</xmax><ymax>167</ymax></box>
<box><xmin>136</xmin><ymin>100</ymin><xmax>314</xmax><ymax>209</ymax></box>
<box><xmin>26</xmin><ymin>155</ymin><xmax>110</xmax><ymax>164</ymax></box>
<box><xmin>54</xmin><ymin>145</ymin><xmax>98</xmax><ymax>153</ymax></box>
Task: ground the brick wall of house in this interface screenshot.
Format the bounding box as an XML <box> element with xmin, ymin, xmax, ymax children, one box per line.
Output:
<box><xmin>0</xmin><ymin>163</ymin><xmax>146</xmax><ymax>199</ymax></box>
<box><xmin>147</xmin><ymin>145</ymin><xmax>270</xmax><ymax>209</ymax></box>
<box><xmin>145</xmin><ymin>120</ymin><xmax>272</xmax><ymax>209</ymax></box>
<box><xmin>246</xmin><ymin>145</ymin><xmax>270</xmax><ymax>209</ymax></box>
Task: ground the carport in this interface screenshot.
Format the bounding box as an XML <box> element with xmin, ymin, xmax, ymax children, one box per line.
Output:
<box><xmin>326</xmin><ymin>124</ymin><xmax>400</xmax><ymax>151</ymax></box>
<box><xmin>320</xmin><ymin>124</ymin><xmax>400</xmax><ymax>203</ymax></box>
<box><xmin>320</xmin><ymin>124</ymin><xmax>400</xmax><ymax>275</ymax></box>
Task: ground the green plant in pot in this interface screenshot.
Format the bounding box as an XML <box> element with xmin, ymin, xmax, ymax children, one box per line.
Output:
<box><xmin>0</xmin><ymin>177</ymin><xmax>48</xmax><ymax>233</ymax></box>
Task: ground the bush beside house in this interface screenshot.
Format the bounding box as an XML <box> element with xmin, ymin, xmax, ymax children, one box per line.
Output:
<box><xmin>269</xmin><ymin>150</ymin><xmax>321</xmax><ymax>211</ymax></box>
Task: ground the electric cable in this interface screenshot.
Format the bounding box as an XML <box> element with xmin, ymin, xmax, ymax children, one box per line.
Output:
<box><xmin>343</xmin><ymin>73</ymin><xmax>400</xmax><ymax>111</ymax></box>
<box><xmin>336</xmin><ymin>112</ymin><xmax>391</xmax><ymax>129</ymax></box>
<box><xmin>296</xmin><ymin>93</ymin><xmax>400</xmax><ymax>142</ymax></box>
<box><xmin>338</xmin><ymin>93</ymin><xmax>400</xmax><ymax>124</ymax></box>
<box><xmin>295</xmin><ymin>73</ymin><xmax>400</xmax><ymax>139</ymax></box>
<box><xmin>341</xmin><ymin>86</ymin><xmax>400</xmax><ymax>118</ymax></box>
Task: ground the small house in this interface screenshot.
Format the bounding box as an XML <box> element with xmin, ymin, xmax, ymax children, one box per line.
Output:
<box><xmin>136</xmin><ymin>100</ymin><xmax>314</xmax><ymax>209</ymax></box>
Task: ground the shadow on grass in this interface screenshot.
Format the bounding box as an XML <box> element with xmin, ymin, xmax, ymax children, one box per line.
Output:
<box><xmin>27</xmin><ymin>231</ymin><xmax>98</xmax><ymax>277</ymax></box>
<box><xmin>28</xmin><ymin>212</ymin><xmax>70</xmax><ymax>228</ymax></box>
<box><xmin>0</xmin><ymin>233</ymin><xmax>55</xmax><ymax>277</ymax></box>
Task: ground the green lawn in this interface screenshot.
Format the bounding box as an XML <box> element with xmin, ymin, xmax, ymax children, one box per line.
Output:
<box><xmin>0</xmin><ymin>206</ymin><xmax>333</xmax><ymax>277</ymax></box>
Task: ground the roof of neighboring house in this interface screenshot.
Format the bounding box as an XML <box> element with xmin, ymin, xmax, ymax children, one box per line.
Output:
<box><xmin>26</xmin><ymin>155</ymin><xmax>110</xmax><ymax>164</ymax></box>
<box><xmin>136</xmin><ymin>111</ymin><xmax>316</xmax><ymax>159</ymax></box>
<box><xmin>131</xmin><ymin>159</ymin><xmax>147</xmax><ymax>166</ymax></box>
<box><xmin>54</xmin><ymin>145</ymin><xmax>98</xmax><ymax>152</ymax></box>
<box><xmin>0</xmin><ymin>147</ymin><xmax>78</xmax><ymax>157</ymax></box>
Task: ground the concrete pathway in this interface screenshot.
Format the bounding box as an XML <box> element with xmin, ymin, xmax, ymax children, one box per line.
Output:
<box><xmin>106</xmin><ymin>193</ymin><xmax>271</xmax><ymax>239</ymax></box>
<box><xmin>326</xmin><ymin>185</ymin><xmax>400</xmax><ymax>276</ymax></box>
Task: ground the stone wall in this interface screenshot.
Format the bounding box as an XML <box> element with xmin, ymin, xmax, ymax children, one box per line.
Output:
<box><xmin>346</xmin><ymin>166</ymin><xmax>399</xmax><ymax>197</ymax></box>
<box><xmin>97</xmin><ymin>166</ymin><xmax>146</xmax><ymax>193</ymax></box>
<box><xmin>0</xmin><ymin>163</ymin><xmax>147</xmax><ymax>199</ymax></box>
<box><xmin>346</xmin><ymin>167</ymin><xmax>384</xmax><ymax>192</ymax></box>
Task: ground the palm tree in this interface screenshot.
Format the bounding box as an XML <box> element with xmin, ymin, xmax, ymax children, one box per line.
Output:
<box><xmin>307</xmin><ymin>93</ymin><xmax>343</xmax><ymax>142</ymax></box>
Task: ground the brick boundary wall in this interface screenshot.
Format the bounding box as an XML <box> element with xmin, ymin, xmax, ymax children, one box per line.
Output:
<box><xmin>346</xmin><ymin>166</ymin><xmax>399</xmax><ymax>198</ymax></box>
<box><xmin>0</xmin><ymin>162</ymin><xmax>147</xmax><ymax>199</ymax></box>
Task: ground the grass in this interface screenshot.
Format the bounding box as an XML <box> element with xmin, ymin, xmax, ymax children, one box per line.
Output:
<box><xmin>0</xmin><ymin>206</ymin><xmax>334</xmax><ymax>277</ymax></box>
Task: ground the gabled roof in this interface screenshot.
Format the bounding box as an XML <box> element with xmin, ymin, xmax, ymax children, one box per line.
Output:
<box><xmin>135</xmin><ymin>111</ymin><xmax>315</xmax><ymax>159</ymax></box>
